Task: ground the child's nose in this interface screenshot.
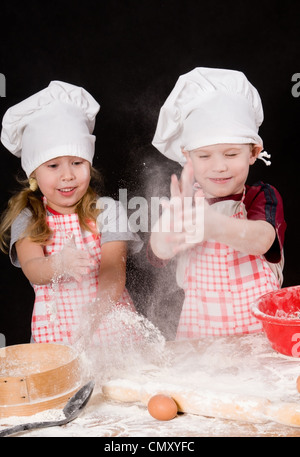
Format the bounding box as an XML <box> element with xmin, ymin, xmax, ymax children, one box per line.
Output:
<box><xmin>61</xmin><ymin>165</ymin><xmax>75</xmax><ymax>180</ymax></box>
<box><xmin>212</xmin><ymin>156</ymin><xmax>228</xmax><ymax>172</ymax></box>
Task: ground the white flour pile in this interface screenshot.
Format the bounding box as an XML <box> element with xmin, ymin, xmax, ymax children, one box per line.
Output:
<box><xmin>78</xmin><ymin>307</ymin><xmax>168</xmax><ymax>385</ymax></box>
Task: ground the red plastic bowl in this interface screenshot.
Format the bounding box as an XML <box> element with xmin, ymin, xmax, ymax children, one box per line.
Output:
<box><xmin>251</xmin><ymin>286</ymin><xmax>300</xmax><ymax>357</ymax></box>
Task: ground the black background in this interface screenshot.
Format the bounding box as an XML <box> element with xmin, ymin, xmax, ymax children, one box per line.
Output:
<box><xmin>0</xmin><ymin>0</ymin><xmax>299</xmax><ymax>345</ymax></box>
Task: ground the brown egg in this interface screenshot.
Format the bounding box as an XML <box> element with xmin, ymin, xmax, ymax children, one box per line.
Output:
<box><xmin>147</xmin><ymin>394</ymin><xmax>178</xmax><ymax>421</ymax></box>
<box><xmin>297</xmin><ymin>376</ymin><xmax>300</xmax><ymax>393</ymax></box>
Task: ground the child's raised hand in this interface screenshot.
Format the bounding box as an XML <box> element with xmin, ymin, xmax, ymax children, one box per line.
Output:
<box><xmin>167</xmin><ymin>190</ymin><xmax>206</xmax><ymax>254</ymax></box>
<box><xmin>167</xmin><ymin>157</ymin><xmax>206</xmax><ymax>252</ymax></box>
<box><xmin>52</xmin><ymin>233</ymin><xmax>97</xmax><ymax>282</ymax></box>
<box><xmin>151</xmin><ymin>157</ymin><xmax>210</xmax><ymax>258</ymax></box>
<box><xmin>170</xmin><ymin>156</ymin><xmax>195</xmax><ymax>200</ymax></box>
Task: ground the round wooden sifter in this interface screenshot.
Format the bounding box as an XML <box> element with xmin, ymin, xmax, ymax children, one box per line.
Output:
<box><xmin>0</xmin><ymin>343</ymin><xmax>82</xmax><ymax>418</ymax></box>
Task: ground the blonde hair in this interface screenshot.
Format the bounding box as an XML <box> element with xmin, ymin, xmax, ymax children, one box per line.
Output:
<box><xmin>0</xmin><ymin>167</ymin><xmax>102</xmax><ymax>253</ymax></box>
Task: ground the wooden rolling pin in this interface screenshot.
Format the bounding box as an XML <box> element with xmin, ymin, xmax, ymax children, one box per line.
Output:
<box><xmin>102</xmin><ymin>379</ymin><xmax>300</xmax><ymax>427</ymax></box>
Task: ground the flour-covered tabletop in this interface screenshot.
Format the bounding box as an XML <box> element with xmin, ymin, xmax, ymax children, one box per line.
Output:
<box><xmin>1</xmin><ymin>332</ymin><xmax>300</xmax><ymax>437</ymax></box>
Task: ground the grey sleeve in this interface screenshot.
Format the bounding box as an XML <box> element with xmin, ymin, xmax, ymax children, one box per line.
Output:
<box><xmin>9</xmin><ymin>208</ymin><xmax>33</xmax><ymax>267</ymax></box>
<box><xmin>96</xmin><ymin>197</ymin><xmax>143</xmax><ymax>254</ymax></box>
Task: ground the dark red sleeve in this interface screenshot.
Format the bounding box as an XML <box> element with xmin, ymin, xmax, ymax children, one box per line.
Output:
<box><xmin>244</xmin><ymin>182</ymin><xmax>287</xmax><ymax>263</ymax></box>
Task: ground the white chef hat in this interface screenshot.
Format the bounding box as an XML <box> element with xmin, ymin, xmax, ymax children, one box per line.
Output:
<box><xmin>152</xmin><ymin>67</ymin><xmax>265</xmax><ymax>166</ymax></box>
<box><xmin>1</xmin><ymin>80</ymin><xmax>100</xmax><ymax>177</ymax></box>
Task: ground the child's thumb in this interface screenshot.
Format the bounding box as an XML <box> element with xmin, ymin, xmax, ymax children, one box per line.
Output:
<box><xmin>65</xmin><ymin>232</ymin><xmax>76</xmax><ymax>247</ymax></box>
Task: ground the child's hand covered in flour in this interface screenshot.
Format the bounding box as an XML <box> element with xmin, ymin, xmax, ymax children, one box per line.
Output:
<box><xmin>150</xmin><ymin>157</ymin><xmax>207</xmax><ymax>259</ymax></box>
<box><xmin>52</xmin><ymin>233</ymin><xmax>97</xmax><ymax>282</ymax></box>
<box><xmin>168</xmin><ymin>158</ymin><xmax>207</xmax><ymax>254</ymax></box>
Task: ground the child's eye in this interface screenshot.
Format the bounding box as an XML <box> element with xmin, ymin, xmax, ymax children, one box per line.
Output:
<box><xmin>225</xmin><ymin>152</ymin><xmax>238</xmax><ymax>157</ymax></box>
<box><xmin>197</xmin><ymin>154</ymin><xmax>209</xmax><ymax>159</ymax></box>
<box><xmin>47</xmin><ymin>163</ymin><xmax>58</xmax><ymax>168</ymax></box>
<box><xmin>72</xmin><ymin>161</ymin><xmax>83</xmax><ymax>165</ymax></box>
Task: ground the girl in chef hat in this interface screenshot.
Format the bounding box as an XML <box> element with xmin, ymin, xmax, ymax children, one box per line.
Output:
<box><xmin>0</xmin><ymin>81</ymin><xmax>142</xmax><ymax>347</ymax></box>
<box><xmin>150</xmin><ymin>67</ymin><xmax>286</xmax><ymax>339</ymax></box>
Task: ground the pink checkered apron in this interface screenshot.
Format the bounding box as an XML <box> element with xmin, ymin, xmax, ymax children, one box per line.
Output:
<box><xmin>31</xmin><ymin>212</ymin><xmax>135</xmax><ymax>344</ymax></box>
<box><xmin>176</xmin><ymin>196</ymin><xmax>280</xmax><ymax>339</ymax></box>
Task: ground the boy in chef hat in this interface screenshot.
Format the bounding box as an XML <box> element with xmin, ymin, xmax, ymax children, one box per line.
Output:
<box><xmin>150</xmin><ymin>67</ymin><xmax>286</xmax><ymax>338</ymax></box>
<box><xmin>0</xmin><ymin>81</ymin><xmax>141</xmax><ymax>347</ymax></box>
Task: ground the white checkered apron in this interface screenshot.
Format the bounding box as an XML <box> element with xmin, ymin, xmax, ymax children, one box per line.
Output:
<box><xmin>176</xmin><ymin>199</ymin><xmax>280</xmax><ymax>339</ymax></box>
<box><xmin>32</xmin><ymin>213</ymin><xmax>134</xmax><ymax>344</ymax></box>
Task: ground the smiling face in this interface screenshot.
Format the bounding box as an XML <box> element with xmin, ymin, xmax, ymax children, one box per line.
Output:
<box><xmin>33</xmin><ymin>156</ymin><xmax>91</xmax><ymax>213</ymax></box>
<box><xmin>184</xmin><ymin>143</ymin><xmax>262</xmax><ymax>198</ymax></box>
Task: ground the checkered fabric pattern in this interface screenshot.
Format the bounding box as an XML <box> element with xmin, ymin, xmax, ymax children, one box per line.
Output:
<box><xmin>32</xmin><ymin>213</ymin><xmax>135</xmax><ymax>344</ymax></box>
<box><xmin>176</xmin><ymin>199</ymin><xmax>280</xmax><ymax>339</ymax></box>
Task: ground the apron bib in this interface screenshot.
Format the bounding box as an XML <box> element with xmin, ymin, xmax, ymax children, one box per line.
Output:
<box><xmin>32</xmin><ymin>212</ymin><xmax>134</xmax><ymax>344</ymax></box>
<box><xmin>176</xmin><ymin>193</ymin><xmax>280</xmax><ymax>339</ymax></box>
